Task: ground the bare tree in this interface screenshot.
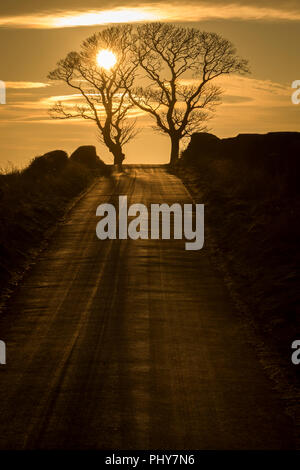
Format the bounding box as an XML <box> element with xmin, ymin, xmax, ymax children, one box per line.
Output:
<box><xmin>48</xmin><ymin>25</ymin><xmax>137</xmax><ymax>169</ymax></box>
<box><xmin>126</xmin><ymin>23</ymin><xmax>249</xmax><ymax>164</ymax></box>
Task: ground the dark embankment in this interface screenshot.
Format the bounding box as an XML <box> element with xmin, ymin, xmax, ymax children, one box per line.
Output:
<box><xmin>0</xmin><ymin>146</ymin><xmax>110</xmax><ymax>300</ymax></box>
<box><xmin>175</xmin><ymin>132</ymin><xmax>300</xmax><ymax>368</ymax></box>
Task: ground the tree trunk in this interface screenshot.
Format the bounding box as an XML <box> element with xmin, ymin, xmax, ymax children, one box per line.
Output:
<box><xmin>113</xmin><ymin>150</ymin><xmax>125</xmax><ymax>172</ymax></box>
<box><xmin>169</xmin><ymin>135</ymin><xmax>180</xmax><ymax>165</ymax></box>
<box><xmin>102</xmin><ymin>125</ymin><xmax>125</xmax><ymax>171</ymax></box>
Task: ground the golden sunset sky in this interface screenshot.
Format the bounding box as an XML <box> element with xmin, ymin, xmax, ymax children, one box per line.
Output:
<box><xmin>0</xmin><ymin>0</ymin><xmax>299</xmax><ymax>167</ymax></box>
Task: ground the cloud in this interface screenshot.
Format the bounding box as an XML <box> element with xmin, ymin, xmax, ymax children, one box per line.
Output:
<box><xmin>4</xmin><ymin>81</ymin><xmax>50</xmax><ymax>89</ymax></box>
<box><xmin>0</xmin><ymin>8</ymin><xmax>157</xmax><ymax>29</ymax></box>
<box><xmin>1</xmin><ymin>75</ymin><xmax>292</xmax><ymax>129</ymax></box>
<box><xmin>180</xmin><ymin>75</ymin><xmax>292</xmax><ymax>108</ymax></box>
<box><xmin>0</xmin><ymin>3</ymin><xmax>300</xmax><ymax>29</ymax></box>
<box><xmin>216</xmin><ymin>75</ymin><xmax>292</xmax><ymax>108</ymax></box>
<box><xmin>0</xmin><ymin>90</ymin><xmax>146</xmax><ymax>124</ymax></box>
<box><xmin>1</xmin><ymin>1</ymin><xmax>300</xmax><ymax>15</ymax></box>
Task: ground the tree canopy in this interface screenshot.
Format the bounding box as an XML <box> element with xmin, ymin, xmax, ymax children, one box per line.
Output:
<box><xmin>48</xmin><ymin>23</ymin><xmax>249</xmax><ymax>166</ymax></box>
<box><xmin>127</xmin><ymin>23</ymin><xmax>249</xmax><ymax>163</ymax></box>
<box><xmin>48</xmin><ymin>25</ymin><xmax>137</xmax><ymax>168</ymax></box>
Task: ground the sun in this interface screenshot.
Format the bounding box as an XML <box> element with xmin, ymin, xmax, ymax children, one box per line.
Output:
<box><xmin>96</xmin><ymin>50</ymin><xmax>117</xmax><ymax>70</ymax></box>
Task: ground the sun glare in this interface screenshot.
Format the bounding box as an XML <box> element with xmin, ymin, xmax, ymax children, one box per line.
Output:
<box><xmin>96</xmin><ymin>50</ymin><xmax>117</xmax><ymax>70</ymax></box>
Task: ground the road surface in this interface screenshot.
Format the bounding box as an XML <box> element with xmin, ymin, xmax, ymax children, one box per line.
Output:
<box><xmin>0</xmin><ymin>167</ymin><xmax>295</xmax><ymax>449</ymax></box>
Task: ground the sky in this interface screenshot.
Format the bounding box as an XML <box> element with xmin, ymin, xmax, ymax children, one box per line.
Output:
<box><xmin>0</xmin><ymin>1</ymin><xmax>299</xmax><ymax>167</ymax></box>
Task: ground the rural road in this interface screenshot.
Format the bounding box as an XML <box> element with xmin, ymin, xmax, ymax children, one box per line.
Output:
<box><xmin>0</xmin><ymin>166</ymin><xmax>295</xmax><ymax>449</ymax></box>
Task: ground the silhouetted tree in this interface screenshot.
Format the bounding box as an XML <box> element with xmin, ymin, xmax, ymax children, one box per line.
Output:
<box><xmin>48</xmin><ymin>26</ymin><xmax>137</xmax><ymax>170</ymax></box>
<box><xmin>126</xmin><ymin>23</ymin><xmax>249</xmax><ymax>164</ymax></box>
